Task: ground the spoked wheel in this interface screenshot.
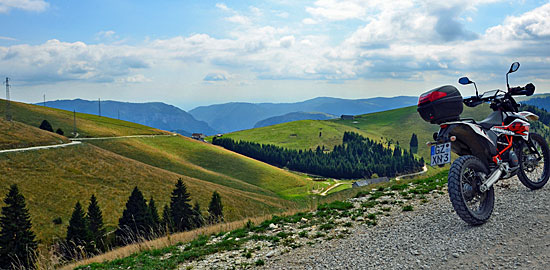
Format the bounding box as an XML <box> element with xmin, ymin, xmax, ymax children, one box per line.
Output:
<box><xmin>517</xmin><ymin>133</ymin><xmax>550</xmax><ymax>190</ymax></box>
<box><xmin>448</xmin><ymin>155</ymin><xmax>494</xmax><ymax>225</ymax></box>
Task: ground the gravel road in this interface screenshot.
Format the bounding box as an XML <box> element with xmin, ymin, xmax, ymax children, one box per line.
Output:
<box><xmin>263</xmin><ymin>176</ymin><xmax>550</xmax><ymax>270</ymax></box>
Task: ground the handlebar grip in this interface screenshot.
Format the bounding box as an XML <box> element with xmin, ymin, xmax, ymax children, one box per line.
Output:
<box><xmin>510</xmin><ymin>83</ymin><xmax>535</xmax><ymax>96</ymax></box>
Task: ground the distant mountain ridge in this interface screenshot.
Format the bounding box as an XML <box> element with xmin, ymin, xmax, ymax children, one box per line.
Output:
<box><xmin>40</xmin><ymin>99</ymin><xmax>217</xmax><ymax>135</ymax></box>
<box><xmin>254</xmin><ymin>112</ymin><xmax>337</xmax><ymax>128</ymax></box>
<box><xmin>189</xmin><ymin>96</ymin><xmax>418</xmax><ymax>133</ymax></box>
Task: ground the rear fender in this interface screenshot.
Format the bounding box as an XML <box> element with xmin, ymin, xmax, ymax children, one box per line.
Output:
<box><xmin>438</xmin><ymin>122</ymin><xmax>497</xmax><ymax>166</ymax></box>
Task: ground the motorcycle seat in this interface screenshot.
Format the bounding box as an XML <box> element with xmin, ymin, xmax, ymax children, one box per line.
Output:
<box><xmin>479</xmin><ymin>111</ymin><xmax>503</xmax><ymax>129</ymax></box>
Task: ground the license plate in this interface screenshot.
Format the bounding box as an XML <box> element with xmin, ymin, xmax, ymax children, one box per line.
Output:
<box><xmin>430</xmin><ymin>142</ymin><xmax>451</xmax><ymax>166</ymax></box>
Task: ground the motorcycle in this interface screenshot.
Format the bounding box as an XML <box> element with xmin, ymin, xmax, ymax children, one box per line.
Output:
<box><xmin>417</xmin><ymin>62</ymin><xmax>550</xmax><ymax>225</ymax></box>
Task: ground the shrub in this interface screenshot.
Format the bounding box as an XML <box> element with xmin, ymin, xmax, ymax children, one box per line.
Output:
<box><xmin>255</xmin><ymin>259</ymin><xmax>265</xmax><ymax>266</ymax></box>
<box><xmin>402</xmin><ymin>205</ymin><xmax>414</xmax><ymax>211</ymax></box>
<box><xmin>39</xmin><ymin>120</ymin><xmax>54</xmax><ymax>132</ymax></box>
<box><xmin>317</xmin><ymin>201</ymin><xmax>353</xmax><ymax>211</ymax></box>
<box><xmin>56</xmin><ymin>128</ymin><xmax>64</xmax><ymax>135</ymax></box>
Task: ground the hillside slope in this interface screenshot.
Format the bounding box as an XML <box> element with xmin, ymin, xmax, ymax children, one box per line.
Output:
<box><xmin>0</xmin><ymin>99</ymin><xmax>166</xmax><ymax>138</ymax></box>
<box><xmin>225</xmin><ymin>104</ymin><xmax>492</xmax><ymax>160</ymax></box>
<box><xmin>0</xmin><ymin>118</ymin><xmax>69</xmax><ymax>150</ymax></box>
<box><xmin>0</xmin><ymin>102</ymin><xmax>315</xmax><ymax>244</ymax></box>
<box><xmin>0</xmin><ymin>144</ymin><xmax>295</xmax><ymax>242</ymax></box>
<box><xmin>42</xmin><ymin>99</ymin><xmax>218</xmax><ymax>135</ymax></box>
<box><xmin>254</xmin><ymin>112</ymin><xmax>337</xmax><ymax>128</ymax></box>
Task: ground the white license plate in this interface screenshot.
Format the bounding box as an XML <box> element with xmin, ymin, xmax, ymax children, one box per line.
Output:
<box><xmin>430</xmin><ymin>142</ymin><xmax>451</xmax><ymax>166</ymax></box>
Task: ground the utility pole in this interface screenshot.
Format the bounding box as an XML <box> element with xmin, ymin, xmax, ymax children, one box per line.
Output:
<box><xmin>43</xmin><ymin>94</ymin><xmax>46</xmax><ymax>107</ymax></box>
<box><xmin>118</xmin><ymin>109</ymin><xmax>120</xmax><ymax>120</ymax></box>
<box><xmin>73</xmin><ymin>110</ymin><xmax>77</xmax><ymax>136</ymax></box>
<box><xmin>98</xmin><ymin>98</ymin><xmax>101</xmax><ymax>117</ymax></box>
<box><xmin>4</xmin><ymin>77</ymin><xmax>11</xmax><ymax>121</ymax></box>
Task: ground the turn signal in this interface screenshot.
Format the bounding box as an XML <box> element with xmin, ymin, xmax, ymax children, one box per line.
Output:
<box><xmin>450</xmin><ymin>136</ymin><xmax>456</xmax><ymax>142</ymax></box>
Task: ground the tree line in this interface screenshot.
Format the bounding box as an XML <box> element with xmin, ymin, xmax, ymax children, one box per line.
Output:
<box><xmin>213</xmin><ymin>132</ymin><xmax>425</xmax><ymax>179</ymax></box>
<box><xmin>0</xmin><ymin>179</ymin><xmax>224</xmax><ymax>269</ymax></box>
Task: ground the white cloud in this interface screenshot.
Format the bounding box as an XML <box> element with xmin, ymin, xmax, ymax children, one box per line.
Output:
<box><xmin>215</xmin><ymin>3</ymin><xmax>229</xmax><ymax>11</ymax></box>
<box><xmin>302</xmin><ymin>18</ymin><xmax>318</xmax><ymax>25</ymax></box>
<box><xmin>0</xmin><ymin>0</ymin><xmax>49</xmax><ymax>13</ymax></box>
<box><xmin>203</xmin><ymin>71</ymin><xmax>231</xmax><ymax>82</ymax></box>
<box><xmin>306</xmin><ymin>0</ymin><xmax>366</xmax><ymax>21</ymax></box>
<box><xmin>227</xmin><ymin>15</ymin><xmax>251</xmax><ymax>25</ymax></box>
<box><xmin>0</xmin><ymin>36</ymin><xmax>17</xmax><ymax>41</ymax></box>
<box><xmin>116</xmin><ymin>74</ymin><xmax>151</xmax><ymax>83</ymax></box>
<box><xmin>279</xmin><ymin>35</ymin><xmax>295</xmax><ymax>48</ymax></box>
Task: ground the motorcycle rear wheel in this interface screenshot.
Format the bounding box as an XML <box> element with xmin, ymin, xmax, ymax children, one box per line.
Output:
<box><xmin>517</xmin><ymin>132</ymin><xmax>550</xmax><ymax>190</ymax></box>
<box><xmin>448</xmin><ymin>155</ymin><xmax>494</xmax><ymax>225</ymax></box>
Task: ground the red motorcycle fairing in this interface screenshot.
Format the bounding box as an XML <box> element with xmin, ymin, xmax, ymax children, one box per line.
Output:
<box><xmin>490</xmin><ymin>119</ymin><xmax>530</xmax><ymax>140</ymax></box>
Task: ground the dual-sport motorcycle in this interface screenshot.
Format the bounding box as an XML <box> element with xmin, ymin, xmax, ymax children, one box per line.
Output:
<box><xmin>417</xmin><ymin>62</ymin><xmax>550</xmax><ymax>225</ymax></box>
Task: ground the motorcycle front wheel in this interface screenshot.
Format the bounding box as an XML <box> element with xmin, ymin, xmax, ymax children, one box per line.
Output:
<box><xmin>448</xmin><ymin>155</ymin><xmax>494</xmax><ymax>225</ymax></box>
<box><xmin>517</xmin><ymin>132</ymin><xmax>550</xmax><ymax>190</ymax></box>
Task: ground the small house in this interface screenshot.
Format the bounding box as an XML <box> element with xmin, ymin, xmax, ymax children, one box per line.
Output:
<box><xmin>341</xmin><ymin>115</ymin><xmax>355</xmax><ymax>120</ymax></box>
<box><xmin>191</xmin><ymin>133</ymin><xmax>206</xmax><ymax>141</ymax></box>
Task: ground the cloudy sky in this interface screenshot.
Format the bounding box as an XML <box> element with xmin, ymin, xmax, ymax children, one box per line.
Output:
<box><xmin>0</xmin><ymin>0</ymin><xmax>549</xmax><ymax>110</ymax></box>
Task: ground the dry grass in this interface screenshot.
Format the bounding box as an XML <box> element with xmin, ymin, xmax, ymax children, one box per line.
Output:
<box><xmin>0</xmin><ymin>119</ymin><xmax>69</xmax><ymax>150</ymax></box>
<box><xmin>0</xmin><ymin>143</ymin><xmax>296</xmax><ymax>243</ymax></box>
<box><xmin>60</xmin><ymin>209</ymin><xmax>307</xmax><ymax>270</ymax></box>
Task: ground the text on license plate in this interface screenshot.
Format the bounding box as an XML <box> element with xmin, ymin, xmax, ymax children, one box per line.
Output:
<box><xmin>430</xmin><ymin>142</ymin><xmax>451</xmax><ymax>166</ymax></box>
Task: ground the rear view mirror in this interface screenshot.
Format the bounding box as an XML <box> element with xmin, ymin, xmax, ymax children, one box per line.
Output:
<box><xmin>458</xmin><ymin>77</ymin><xmax>472</xmax><ymax>85</ymax></box>
<box><xmin>509</xmin><ymin>62</ymin><xmax>520</xmax><ymax>73</ymax></box>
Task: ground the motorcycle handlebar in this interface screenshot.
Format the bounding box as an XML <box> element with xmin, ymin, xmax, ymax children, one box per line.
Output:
<box><xmin>509</xmin><ymin>83</ymin><xmax>535</xmax><ymax>96</ymax></box>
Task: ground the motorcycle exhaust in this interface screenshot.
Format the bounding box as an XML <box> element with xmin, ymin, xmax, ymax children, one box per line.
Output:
<box><xmin>480</xmin><ymin>166</ymin><xmax>504</xmax><ymax>192</ymax></box>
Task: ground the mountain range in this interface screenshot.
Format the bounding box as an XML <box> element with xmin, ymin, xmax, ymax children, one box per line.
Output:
<box><xmin>189</xmin><ymin>96</ymin><xmax>418</xmax><ymax>133</ymax></box>
<box><xmin>254</xmin><ymin>112</ymin><xmax>337</xmax><ymax>128</ymax></box>
<box><xmin>40</xmin><ymin>99</ymin><xmax>217</xmax><ymax>135</ymax></box>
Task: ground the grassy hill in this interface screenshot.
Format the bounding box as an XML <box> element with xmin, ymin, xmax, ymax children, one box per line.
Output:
<box><xmin>0</xmin><ymin>99</ymin><xmax>166</xmax><ymax>138</ymax></box>
<box><xmin>224</xmin><ymin>104</ymin><xmax>493</xmax><ymax>160</ymax></box>
<box><xmin>0</xmin><ymin>144</ymin><xmax>295</xmax><ymax>242</ymax></box>
<box><xmin>87</xmin><ymin>136</ymin><xmax>312</xmax><ymax>200</ymax></box>
<box><xmin>0</xmin><ymin>118</ymin><xmax>69</xmax><ymax>150</ymax></box>
<box><xmin>0</xmin><ymin>101</ymin><xmax>313</xmax><ymax>244</ymax></box>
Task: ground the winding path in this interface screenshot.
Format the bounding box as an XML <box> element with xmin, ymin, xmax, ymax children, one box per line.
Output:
<box><xmin>0</xmin><ymin>134</ymin><xmax>177</xmax><ymax>154</ymax></box>
<box><xmin>0</xmin><ymin>141</ymin><xmax>82</xmax><ymax>154</ymax></box>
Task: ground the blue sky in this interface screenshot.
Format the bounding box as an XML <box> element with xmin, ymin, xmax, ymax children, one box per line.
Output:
<box><xmin>0</xmin><ymin>0</ymin><xmax>549</xmax><ymax>110</ymax></box>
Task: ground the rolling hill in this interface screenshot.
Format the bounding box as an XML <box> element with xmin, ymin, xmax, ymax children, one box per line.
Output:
<box><xmin>223</xmin><ymin>104</ymin><xmax>493</xmax><ymax>160</ymax></box>
<box><xmin>189</xmin><ymin>96</ymin><xmax>418</xmax><ymax>133</ymax></box>
<box><xmin>0</xmin><ymin>118</ymin><xmax>69</xmax><ymax>150</ymax></box>
<box><xmin>41</xmin><ymin>99</ymin><xmax>218</xmax><ymax>135</ymax></box>
<box><xmin>254</xmin><ymin>112</ymin><xmax>337</xmax><ymax>128</ymax></box>
<box><xmin>0</xmin><ymin>99</ymin><xmax>167</xmax><ymax>138</ymax></box>
<box><xmin>0</xmin><ymin>101</ymin><xmax>313</xmax><ymax>243</ymax></box>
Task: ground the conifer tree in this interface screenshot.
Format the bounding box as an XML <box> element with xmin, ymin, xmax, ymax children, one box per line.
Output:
<box><xmin>0</xmin><ymin>185</ymin><xmax>37</xmax><ymax>270</ymax></box>
<box><xmin>116</xmin><ymin>187</ymin><xmax>153</xmax><ymax>244</ymax></box>
<box><xmin>56</xmin><ymin>128</ymin><xmax>64</xmax><ymax>136</ymax></box>
<box><xmin>66</xmin><ymin>201</ymin><xmax>91</xmax><ymax>257</ymax></box>
<box><xmin>161</xmin><ymin>204</ymin><xmax>172</xmax><ymax>233</ymax></box>
<box><xmin>86</xmin><ymin>195</ymin><xmax>106</xmax><ymax>253</ymax></box>
<box><xmin>208</xmin><ymin>191</ymin><xmax>223</xmax><ymax>224</ymax></box>
<box><xmin>148</xmin><ymin>197</ymin><xmax>160</xmax><ymax>233</ymax></box>
<box><xmin>170</xmin><ymin>179</ymin><xmax>193</xmax><ymax>232</ymax></box>
<box><xmin>410</xmin><ymin>133</ymin><xmax>419</xmax><ymax>153</ymax></box>
<box><xmin>192</xmin><ymin>201</ymin><xmax>204</xmax><ymax>228</ymax></box>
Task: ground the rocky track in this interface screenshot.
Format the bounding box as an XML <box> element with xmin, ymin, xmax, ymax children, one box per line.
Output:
<box><xmin>263</xmin><ymin>177</ymin><xmax>550</xmax><ymax>270</ymax></box>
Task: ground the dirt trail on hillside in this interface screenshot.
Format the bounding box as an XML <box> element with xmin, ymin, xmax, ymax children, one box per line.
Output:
<box><xmin>263</xmin><ymin>176</ymin><xmax>550</xmax><ymax>269</ymax></box>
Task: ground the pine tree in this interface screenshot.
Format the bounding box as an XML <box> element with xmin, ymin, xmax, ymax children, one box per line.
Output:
<box><xmin>66</xmin><ymin>201</ymin><xmax>91</xmax><ymax>258</ymax></box>
<box><xmin>170</xmin><ymin>179</ymin><xmax>193</xmax><ymax>232</ymax></box>
<box><xmin>39</xmin><ymin>120</ymin><xmax>53</xmax><ymax>132</ymax></box>
<box><xmin>86</xmin><ymin>195</ymin><xmax>106</xmax><ymax>253</ymax></box>
<box><xmin>208</xmin><ymin>191</ymin><xmax>223</xmax><ymax>224</ymax></box>
<box><xmin>161</xmin><ymin>205</ymin><xmax>172</xmax><ymax>233</ymax></box>
<box><xmin>148</xmin><ymin>197</ymin><xmax>160</xmax><ymax>233</ymax></box>
<box><xmin>192</xmin><ymin>201</ymin><xmax>204</xmax><ymax>228</ymax></box>
<box><xmin>0</xmin><ymin>185</ymin><xmax>37</xmax><ymax>270</ymax></box>
<box><xmin>116</xmin><ymin>187</ymin><xmax>153</xmax><ymax>244</ymax></box>
<box><xmin>410</xmin><ymin>133</ymin><xmax>418</xmax><ymax>154</ymax></box>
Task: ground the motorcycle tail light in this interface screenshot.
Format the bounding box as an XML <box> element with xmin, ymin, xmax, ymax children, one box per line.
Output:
<box><xmin>418</xmin><ymin>91</ymin><xmax>448</xmax><ymax>105</ymax></box>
